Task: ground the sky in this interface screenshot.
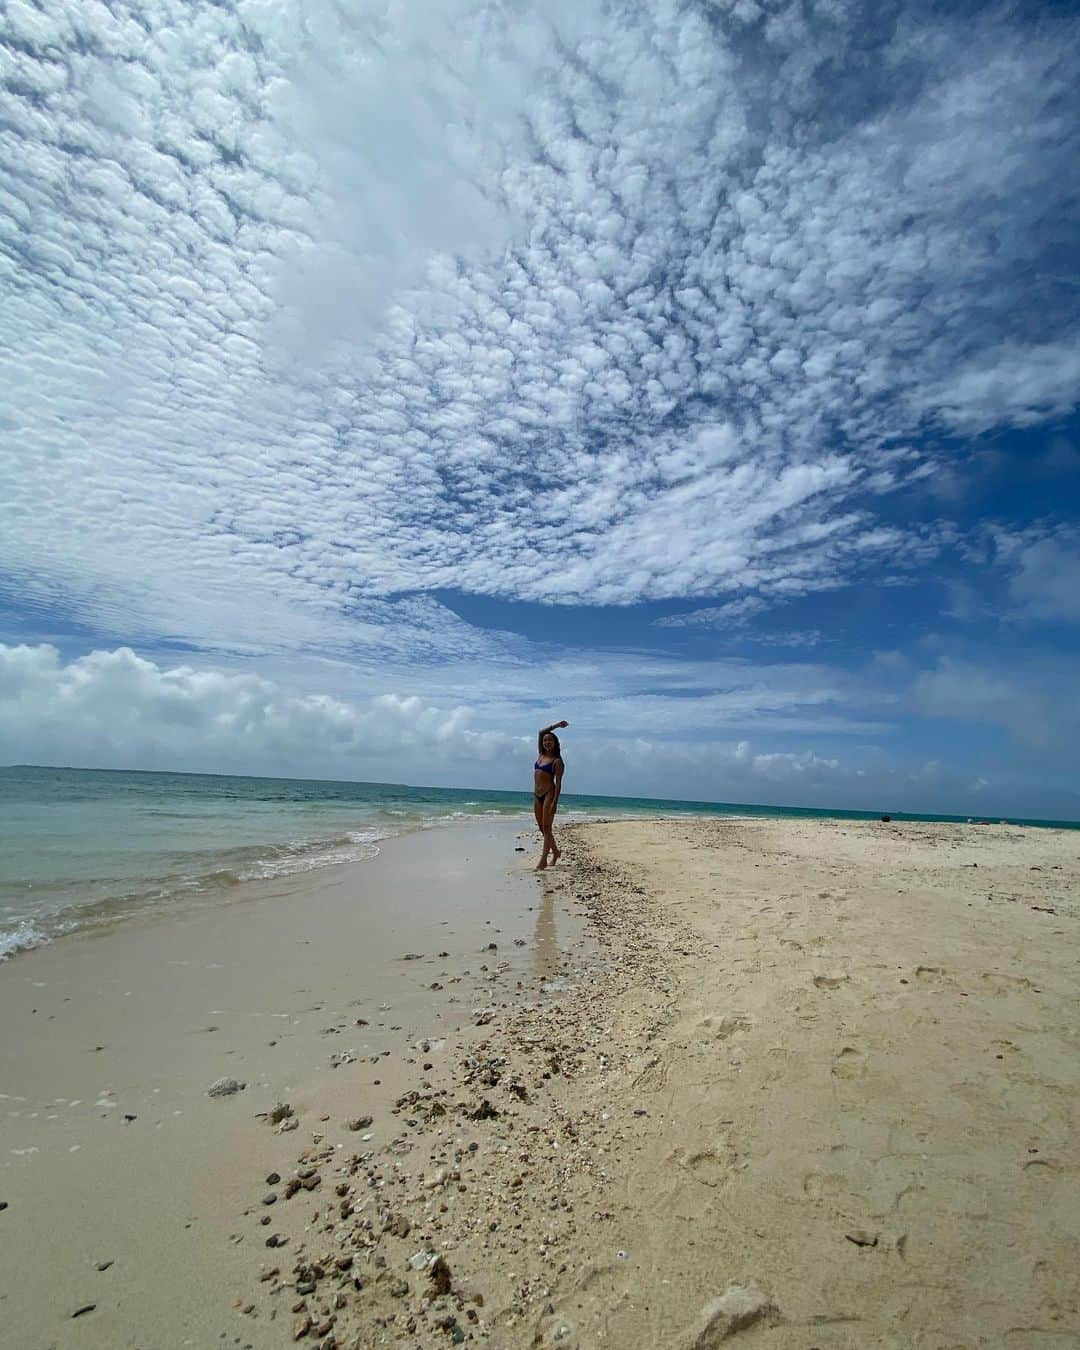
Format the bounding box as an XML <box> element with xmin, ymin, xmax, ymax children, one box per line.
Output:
<box><xmin>1</xmin><ymin>0</ymin><xmax>1079</xmax><ymax>818</ymax></box>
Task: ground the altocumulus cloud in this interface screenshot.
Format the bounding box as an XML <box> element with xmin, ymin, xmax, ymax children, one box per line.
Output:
<box><xmin>2</xmin><ymin>0</ymin><xmax>1079</xmax><ymax>654</ymax></box>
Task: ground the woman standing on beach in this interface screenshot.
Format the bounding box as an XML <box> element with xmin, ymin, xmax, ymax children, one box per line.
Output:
<box><xmin>534</xmin><ymin>720</ymin><xmax>567</xmax><ymax>870</ymax></box>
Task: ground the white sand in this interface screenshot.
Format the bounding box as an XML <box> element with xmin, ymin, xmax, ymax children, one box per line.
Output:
<box><xmin>3</xmin><ymin>813</ymin><xmax>1078</xmax><ymax>1348</ymax></box>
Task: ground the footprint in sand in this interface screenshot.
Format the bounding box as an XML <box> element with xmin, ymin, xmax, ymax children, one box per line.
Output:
<box><xmin>832</xmin><ymin>1045</ymin><xmax>867</xmax><ymax>1079</ymax></box>
<box><xmin>981</xmin><ymin>972</ymin><xmax>1036</xmax><ymax>994</ymax></box>
<box><xmin>1022</xmin><ymin>1157</ymin><xmax>1059</xmax><ymax>1176</ymax></box>
<box><xmin>802</xmin><ymin>1169</ymin><xmax>850</xmax><ymax>1200</ymax></box>
<box><xmin>632</xmin><ymin>1055</ymin><xmax>669</xmax><ymax>1090</ymax></box>
<box><xmin>699</xmin><ymin>1013</ymin><xmax>752</xmax><ymax>1040</ymax></box>
<box><xmin>912</xmin><ymin>965</ymin><xmax>960</xmax><ymax>990</ymax></box>
<box><xmin>813</xmin><ymin>974</ymin><xmax>849</xmax><ymax>990</ymax></box>
<box><xmin>671</xmin><ymin>1143</ymin><xmax>738</xmax><ymax>1188</ymax></box>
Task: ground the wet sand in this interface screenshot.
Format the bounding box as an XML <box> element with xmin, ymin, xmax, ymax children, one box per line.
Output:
<box><xmin>0</xmin><ymin>819</ymin><xmax>593</xmax><ymax>1348</ymax></box>
<box><xmin>3</xmin><ymin>814</ymin><xmax>1079</xmax><ymax>1348</ymax></box>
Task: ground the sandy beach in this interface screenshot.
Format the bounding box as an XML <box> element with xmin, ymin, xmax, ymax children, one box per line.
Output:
<box><xmin>2</xmin><ymin>815</ymin><xmax>1078</xmax><ymax>1348</ymax></box>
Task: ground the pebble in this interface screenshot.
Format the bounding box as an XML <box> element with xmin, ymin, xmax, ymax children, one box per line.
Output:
<box><xmin>844</xmin><ymin>1229</ymin><xmax>878</xmax><ymax>1248</ymax></box>
<box><xmin>71</xmin><ymin>1304</ymin><xmax>96</xmax><ymax>1318</ymax></box>
<box><xmin>269</xmin><ymin>1103</ymin><xmax>294</xmax><ymax>1124</ymax></box>
<box><xmin>207</xmin><ymin>1078</ymin><xmax>246</xmax><ymax>1098</ymax></box>
<box><xmin>429</xmin><ymin>1256</ymin><xmax>452</xmax><ymax>1295</ymax></box>
<box><xmin>266</xmin><ymin>1172</ymin><xmax>281</xmax><ymax>1185</ymax></box>
<box><xmin>346</xmin><ymin>1116</ymin><xmax>373</xmax><ymax>1131</ymax></box>
<box><xmin>96</xmin><ymin>1260</ymin><xmax>113</xmax><ymax>1272</ymax></box>
<box><xmin>262</xmin><ymin>1193</ymin><xmax>277</xmax><ymax>1205</ymax></box>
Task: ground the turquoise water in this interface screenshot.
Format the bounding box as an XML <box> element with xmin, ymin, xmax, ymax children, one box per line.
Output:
<box><xmin>1</xmin><ymin>764</ymin><xmax>1076</xmax><ymax>959</ymax></box>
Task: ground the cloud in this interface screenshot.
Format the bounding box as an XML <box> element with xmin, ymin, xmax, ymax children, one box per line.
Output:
<box><xmin>2</xmin><ymin>1</ymin><xmax>1078</xmax><ymax>656</ymax></box>
<box><xmin>654</xmin><ymin>596</ymin><xmax>824</xmax><ymax>646</ymax></box>
<box><xmin>915</xmin><ymin>340</ymin><xmax>1080</xmax><ymax>434</ymax></box>
<box><xmin>911</xmin><ymin>654</ymin><xmax>1080</xmax><ymax>753</ymax></box>
<box><xmin>4</xmin><ymin>641</ymin><xmax>1077</xmax><ymax>816</ymax></box>
<box><xmin>0</xmin><ymin>641</ymin><xmax>864</xmax><ymax>793</ymax></box>
<box><xmin>655</xmin><ymin>597</ymin><xmax>771</xmax><ymax>629</ymax></box>
<box><xmin>0</xmin><ymin>642</ymin><xmax>521</xmax><ymax>776</ymax></box>
<box><xmin>996</xmin><ymin>526</ymin><xmax>1080</xmax><ymax>624</ymax></box>
<box><xmin>0</xmin><ymin>639</ymin><xmax>901</xmax><ymax>812</ymax></box>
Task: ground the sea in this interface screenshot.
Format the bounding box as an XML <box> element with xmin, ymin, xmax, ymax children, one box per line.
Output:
<box><xmin>2</xmin><ymin>764</ymin><xmax>1076</xmax><ymax>961</ymax></box>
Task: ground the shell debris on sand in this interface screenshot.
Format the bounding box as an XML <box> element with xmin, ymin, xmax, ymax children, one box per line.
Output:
<box><xmin>236</xmin><ymin>825</ymin><xmax>693</xmax><ymax>1346</ymax></box>
<box><xmin>233</xmin><ymin>816</ymin><xmax>1080</xmax><ymax>1347</ymax></box>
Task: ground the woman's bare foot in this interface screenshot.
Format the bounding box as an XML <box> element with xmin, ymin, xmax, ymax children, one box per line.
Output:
<box><xmin>535</xmin><ymin>856</ymin><xmax>549</xmax><ymax>871</ymax></box>
<box><xmin>550</xmin><ymin>844</ymin><xmax>561</xmax><ymax>864</ymax></box>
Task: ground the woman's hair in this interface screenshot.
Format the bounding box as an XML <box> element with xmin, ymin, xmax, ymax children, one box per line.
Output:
<box><xmin>538</xmin><ymin>729</ymin><xmax>562</xmax><ymax>757</ymax></box>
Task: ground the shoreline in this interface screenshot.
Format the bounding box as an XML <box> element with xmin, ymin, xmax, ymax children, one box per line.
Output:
<box><xmin>4</xmin><ymin>788</ymin><xmax>1074</xmax><ymax>972</ymax></box>
<box><xmin>0</xmin><ymin>819</ymin><xmax>598</xmax><ymax>1348</ymax></box>
<box><xmin>3</xmin><ymin>814</ymin><xmax>1078</xmax><ymax>1347</ymax></box>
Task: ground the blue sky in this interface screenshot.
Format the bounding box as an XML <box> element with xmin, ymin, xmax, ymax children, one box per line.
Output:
<box><xmin>1</xmin><ymin>0</ymin><xmax>1079</xmax><ymax>817</ymax></box>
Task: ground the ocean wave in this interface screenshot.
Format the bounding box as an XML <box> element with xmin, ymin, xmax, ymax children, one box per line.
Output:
<box><xmin>0</xmin><ymin>922</ymin><xmax>50</xmax><ymax>961</ymax></box>
<box><xmin>0</xmin><ymin>806</ymin><xmax>529</xmax><ymax>961</ymax></box>
<box><xmin>234</xmin><ymin>836</ymin><xmax>383</xmax><ymax>881</ymax></box>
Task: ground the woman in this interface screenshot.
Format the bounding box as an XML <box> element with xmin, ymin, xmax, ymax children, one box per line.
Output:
<box><xmin>533</xmin><ymin>719</ymin><xmax>567</xmax><ymax>870</ymax></box>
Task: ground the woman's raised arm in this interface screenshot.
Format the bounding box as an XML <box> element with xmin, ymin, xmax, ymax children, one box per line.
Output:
<box><xmin>537</xmin><ymin>719</ymin><xmax>568</xmax><ymax>752</ymax></box>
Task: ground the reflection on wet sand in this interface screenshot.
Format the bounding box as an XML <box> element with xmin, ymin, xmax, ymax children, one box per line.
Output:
<box><xmin>533</xmin><ymin>883</ymin><xmax>560</xmax><ymax>979</ymax></box>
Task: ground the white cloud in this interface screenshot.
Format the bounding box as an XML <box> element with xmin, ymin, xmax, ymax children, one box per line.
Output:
<box><xmin>996</xmin><ymin>526</ymin><xmax>1080</xmax><ymax>624</ymax></box>
<box><xmin>0</xmin><ymin>641</ymin><xmax>853</xmax><ymax>793</ymax></box>
<box><xmin>0</xmin><ymin>642</ymin><xmax>521</xmax><ymax>776</ymax></box>
<box><xmin>654</xmin><ymin>596</ymin><xmax>824</xmax><ymax>646</ymax></box>
<box><xmin>916</xmin><ymin>340</ymin><xmax>1080</xmax><ymax>434</ymax></box>
<box><xmin>2</xmin><ymin>1</ymin><xmax>1077</xmax><ymax>656</ymax></box>
<box><xmin>4</xmin><ymin>641</ymin><xmax>1077</xmax><ymax>816</ymax></box>
<box><xmin>911</xmin><ymin>654</ymin><xmax>1080</xmax><ymax>753</ymax></box>
<box><xmin>655</xmin><ymin>597</ymin><xmax>771</xmax><ymax>629</ymax></box>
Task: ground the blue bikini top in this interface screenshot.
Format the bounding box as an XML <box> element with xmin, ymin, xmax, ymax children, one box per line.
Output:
<box><xmin>534</xmin><ymin>758</ymin><xmax>557</xmax><ymax>776</ymax></box>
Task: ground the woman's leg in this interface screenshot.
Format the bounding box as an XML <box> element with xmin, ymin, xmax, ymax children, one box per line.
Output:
<box><xmin>534</xmin><ymin>793</ymin><xmax>550</xmax><ymax>869</ymax></box>
<box><xmin>542</xmin><ymin>794</ymin><xmax>560</xmax><ymax>863</ymax></box>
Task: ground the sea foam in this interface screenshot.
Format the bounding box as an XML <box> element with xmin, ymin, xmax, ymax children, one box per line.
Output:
<box><xmin>0</xmin><ymin>922</ymin><xmax>49</xmax><ymax>961</ymax></box>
